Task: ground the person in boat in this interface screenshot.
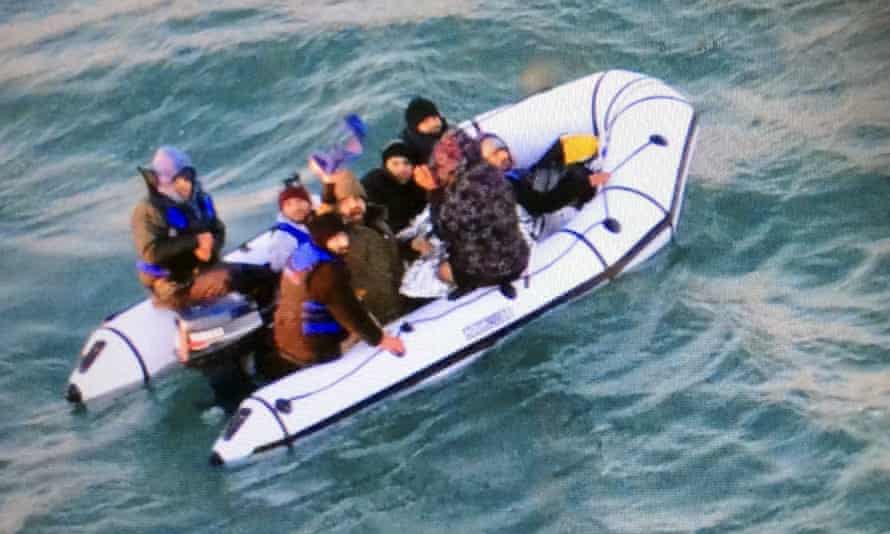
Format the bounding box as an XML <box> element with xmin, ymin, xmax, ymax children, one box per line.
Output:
<box><xmin>478</xmin><ymin>132</ymin><xmax>611</xmax><ymax>218</ymax></box>
<box><xmin>132</xmin><ymin>146</ymin><xmax>277</xmax><ymax>310</ymax></box>
<box><xmin>310</xmin><ymin>163</ymin><xmax>406</xmax><ymax>325</ymax></box>
<box><xmin>401</xmin><ymin>96</ymin><xmax>448</xmax><ymax>165</ymax></box>
<box><xmin>269</xmin><ymin>212</ymin><xmax>405</xmax><ymax>377</ymax></box>
<box><xmin>267</xmin><ymin>175</ymin><xmax>313</xmax><ymax>272</ymax></box>
<box><xmin>360</xmin><ymin>140</ymin><xmax>428</xmax><ymax>235</ymax></box>
<box><xmin>414</xmin><ymin>128</ymin><xmax>530</xmax><ymax>300</ymax></box>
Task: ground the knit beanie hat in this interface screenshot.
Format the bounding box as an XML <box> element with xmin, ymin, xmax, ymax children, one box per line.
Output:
<box><xmin>307</xmin><ymin>212</ymin><xmax>347</xmax><ymax>248</ymax></box>
<box><xmin>331</xmin><ymin>169</ymin><xmax>366</xmax><ymax>201</ymax></box>
<box><xmin>405</xmin><ymin>97</ymin><xmax>440</xmax><ymax>132</ymax></box>
<box><xmin>381</xmin><ymin>139</ymin><xmax>417</xmax><ymax>165</ymax></box>
<box><xmin>278</xmin><ymin>183</ymin><xmax>312</xmax><ymax>209</ymax></box>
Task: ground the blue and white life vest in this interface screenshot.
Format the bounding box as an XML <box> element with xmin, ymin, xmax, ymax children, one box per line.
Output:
<box><xmin>164</xmin><ymin>193</ymin><xmax>216</xmax><ymax>232</ymax></box>
<box><xmin>272</xmin><ymin>221</ymin><xmax>310</xmax><ymax>245</ymax></box>
<box><xmin>286</xmin><ymin>243</ymin><xmax>345</xmax><ymax>337</ymax></box>
<box><xmin>137</xmin><ymin>192</ymin><xmax>217</xmax><ymax>278</ymax></box>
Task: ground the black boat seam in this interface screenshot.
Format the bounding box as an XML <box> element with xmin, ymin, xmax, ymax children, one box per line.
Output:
<box><xmin>603</xmin><ymin>75</ymin><xmax>651</xmax><ymax>131</ymax></box>
<box><xmin>591</xmin><ymin>71</ymin><xmax>607</xmax><ymax>137</ymax></box>
<box><xmin>100</xmin><ymin>327</ymin><xmax>150</xmax><ymax>386</ymax></box>
<box><xmin>249</xmin><ymin>396</ymin><xmax>292</xmax><ymax>448</ymax></box>
<box><xmin>607</xmin><ymin>95</ymin><xmax>691</xmax><ymax>132</ymax></box>
<box><xmin>558</xmin><ymin>229</ymin><xmax>608</xmax><ymax>271</ymax></box>
<box><xmin>600</xmin><ymin>185</ymin><xmax>670</xmax><ymax>217</ymax></box>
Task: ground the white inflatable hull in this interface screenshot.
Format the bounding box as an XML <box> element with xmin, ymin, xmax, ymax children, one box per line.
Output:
<box><xmin>210</xmin><ymin>70</ymin><xmax>699</xmax><ymax>466</ymax></box>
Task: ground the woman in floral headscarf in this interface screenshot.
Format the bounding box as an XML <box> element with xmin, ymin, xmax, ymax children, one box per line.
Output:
<box><xmin>415</xmin><ymin>128</ymin><xmax>530</xmax><ymax>300</ymax></box>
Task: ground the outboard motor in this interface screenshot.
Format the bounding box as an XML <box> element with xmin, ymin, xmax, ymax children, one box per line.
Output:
<box><xmin>176</xmin><ymin>294</ymin><xmax>274</xmax><ymax>409</ymax></box>
<box><xmin>176</xmin><ymin>293</ymin><xmax>265</xmax><ymax>367</ymax></box>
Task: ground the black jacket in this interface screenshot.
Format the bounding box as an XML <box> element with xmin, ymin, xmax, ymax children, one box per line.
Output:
<box><xmin>361</xmin><ymin>168</ymin><xmax>428</xmax><ymax>234</ymax></box>
<box><xmin>400</xmin><ymin>117</ymin><xmax>449</xmax><ymax>165</ymax></box>
<box><xmin>511</xmin><ymin>163</ymin><xmax>596</xmax><ymax>217</ymax></box>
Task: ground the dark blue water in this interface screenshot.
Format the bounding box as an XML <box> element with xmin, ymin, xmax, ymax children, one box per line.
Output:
<box><xmin>2</xmin><ymin>1</ymin><xmax>890</xmax><ymax>532</ymax></box>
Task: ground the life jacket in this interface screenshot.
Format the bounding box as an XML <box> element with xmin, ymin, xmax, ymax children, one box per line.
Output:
<box><xmin>164</xmin><ymin>192</ymin><xmax>216</xmax><ymax>233</ymax></box>
<box><xmin>272</xmin><ymin>221</ymin><xmax>310</xmax><ymax>245</ymax></box>
<box><xmin>285</xmin><ymin>243</ymin><xmax>345</xmax><ymax>336</ymax></box>
<box><xmin>137</xmin><ymin>191</ymin><xmax>217</xmax><ymax>279</ymax></box>
<box><xmin>559</xmin><ymin>134</ymin><xmax>599</xmax><ymax>165</ymax></box>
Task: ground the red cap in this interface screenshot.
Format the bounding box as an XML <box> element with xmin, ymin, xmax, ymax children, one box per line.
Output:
<box><xmin>278</xmin><ymin>185</ymin><xmax>312</xmax><ymax>209</ymax></box>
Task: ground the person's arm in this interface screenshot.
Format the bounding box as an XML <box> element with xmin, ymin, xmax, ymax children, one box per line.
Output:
<box><xmin>208</xmin><ymin>203</ymin><xmax>226</xmax><ymax>256</ymax></box>
<box><xmin>360</xmin><ymin>171</ymin><xmax>385</xmax><ymax>207</ymax></box>
<box><xmin>313</xmin><ymin>263</ymin><xmax>383</xmax><ymax>346</ymax></box>
<box><xmin>308</xmin><ymin>157</ymin><xmax>337</xmax><ymax>215</ymax></box>
<box><xmin>314</xmin><ymin>182</ymin><xmax>337</xmax><ymax>215</ymax></box>
<box><xmin>131</xmin><ymin>202</ymin><xmax>199</xmax><ymax>265</ymax></box>
<box><xmin>511</xmin><ymin>177</ymin><xmax>575</xmax><ymax>217</ymax></box>
<box><xmin>513</xmin><ymin>163</ymin><xmax>602</xmax><ymax>216</ymax></box>
<box><xmin>209</xmin><ymin>200</ymin><xmax>226</xmax><ymax>249</ymax></box>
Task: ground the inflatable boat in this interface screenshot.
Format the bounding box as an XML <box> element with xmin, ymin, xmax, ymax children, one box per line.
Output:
<box><xmin>208</xmin><ymin>69</ymin><xmax>698</xmax><ymax>466</ymax></box>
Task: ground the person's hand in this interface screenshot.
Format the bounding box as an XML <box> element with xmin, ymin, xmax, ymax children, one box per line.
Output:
<box><xmin>194</xmin><ymin>232</ymin><xmax>214</xmax><ymax>261</ymax></box>
<box><xmin>378</xmin><ymin>334</ymin><xmax>405</xmax><ymax>356</ymax></box>
<box><xmin>589</xmin><ymin>171</ymin><xmax>610</xmax><ymax>187</ymax></box>
<box><xmin>413</xmin><ymin>165</ymin><xmax>437</xmax><ymax>191</ymax></box>
<box><xmin>437</xmin><ymin>261</ymin><xmax>454</xmax><ymax>283</ymax></box>
<box><xmin>189</xmin><ymin>268</ymin><xmax>230</xmax><ymax>300</ymax></box>
<box><xmin>308</xmin><ymin>156</ymin><xmax>335</xmax><ymax>184</ymax></box>
<box><xmin>411</xmin><ymin>236</ymin><xmax>434</xmax><ymax>257</ymax></box>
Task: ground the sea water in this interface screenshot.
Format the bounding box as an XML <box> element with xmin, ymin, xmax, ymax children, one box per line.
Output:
<box><xmin>1</xmin><ymin>1</ymin><xmax>889</xmax><ymax>532</ymax></box>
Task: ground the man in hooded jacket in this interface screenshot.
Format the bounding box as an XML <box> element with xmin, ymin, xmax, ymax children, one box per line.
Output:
<box><xmin>360</xmin><ymin>139</ymin><xmax>428</xmax><ymax>234</ymax></box>
<box><xmin>131</xmin><ymin>146</ymin><xmax>275</xmax><ymax>310</ymax></box>
<box><xmin>400</xmin><ymin>96</ymin><xmax>448</xmax><ymax>166</ymax></box>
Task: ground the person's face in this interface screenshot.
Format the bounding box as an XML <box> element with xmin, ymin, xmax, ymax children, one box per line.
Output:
<box><xmin>481</xmin><ymin>138</ymin><xmax>514</xmax><ymax>171</ymax></box>
<box><xmin>385</xmin><ymin>156</ymin><xmax>414</xmax><ymax>184</ymax></box>
<box><xmin>337</xmin><ymin>195</ymin><xmax>366</xmax><ymax>224</ymax></box>
<box><xmin>325</xmin><ymin>232</ymin><xmax>350</xmax><ymax>256</ymax></box>
<box><xmin>430</xmin><ymin>145</ymin><xmax>459</xmax><ymax>187</ymax></box>
<box><xmin>281</xmin><ymin>197</ymin><xmax>311</xmax><ymax>223</ymax></box>
<box><xmin>416</xmin><ymin>115</ymin><xmax>443</xmax><ymax>135</ymax></box>
<box><xmin>172</xmin><ymin>175</ymin><xmax>193</xmax><ymax>199</ymax></box>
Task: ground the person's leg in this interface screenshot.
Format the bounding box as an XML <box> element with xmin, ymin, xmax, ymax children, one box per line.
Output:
<box><xmin>187</xmin><ymin>267</ymin><xmax>231</xmax><ymax>303</ymax></box>
<box><xmin>447</xmin><ymin>268</ymin><xmax>480</xmax><ymax>301</ymax></box>
<box><xmin>225</xmin><ymin>263</ymin><xmax>279</xmax><ymax>308</ymax></box>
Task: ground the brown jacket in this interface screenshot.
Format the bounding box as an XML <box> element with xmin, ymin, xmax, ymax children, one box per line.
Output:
<box><xmin>273</xmin><ymin>251</ymin><xmax>383</xmax><ymax>367</ymax></box>
<box><xmin>131</xmin><ymin>185</ymin><xmax>225</xmax><ymax>284</ymax></box>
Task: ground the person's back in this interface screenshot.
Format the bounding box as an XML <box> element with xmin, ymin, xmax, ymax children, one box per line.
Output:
<box><xmin>317</xmin><ymin>170</ymin><xmax>405</xmax><ymax>325</ymax></box>
<box><xmin>425</xmin><ymin>129</ymin><xmax>529</xmax><ymax>296</ymax></box>
<box><xmin>346</xmin><ymin>205</ymin><xmax>404</xmax><ymax>324</ymax></box>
